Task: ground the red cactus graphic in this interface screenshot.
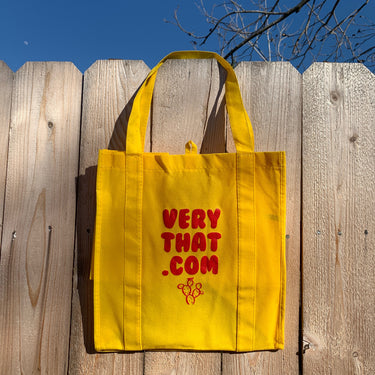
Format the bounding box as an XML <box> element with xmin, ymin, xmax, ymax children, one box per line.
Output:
<box><xmin>177</xmin><ymin>278</ymin><xmax>204</xmax><ymax>305</ymax></box>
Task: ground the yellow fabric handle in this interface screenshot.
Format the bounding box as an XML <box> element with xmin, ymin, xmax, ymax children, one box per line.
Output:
<box><xmin>126</xmin><ymin>51</ymin><xmax>254</xmax><ymax>154</ymax></box>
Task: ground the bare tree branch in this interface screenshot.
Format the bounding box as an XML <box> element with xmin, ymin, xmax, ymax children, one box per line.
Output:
<box><xmin>222</xmin><ymin>0</ymin><xmax>310</xmax><ymax>59</ymax></box>
<box><xmin>169</xmin><ymin>0</ymin><xmax>375</xmax><ymax>71</ymax></box>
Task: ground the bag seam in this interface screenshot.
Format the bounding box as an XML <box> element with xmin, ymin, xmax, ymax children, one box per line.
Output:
<box><xmin>277</xmin><ymin>152</ymin><xmax>286</xmax><ymax>346</ymax></box>
<box><xmin>252</xmin><ymin>154</ymin><xmax>257</xmax><ymax>351</ymax></box>
<box><xmin>278</xmin><ymin>152</ymin><xmax>282</xmax><ymax>346</ymax></box>
<box><xmin>142</xmin><ymin>165</ymin><xmax>282</xmax><ymax>171</ymax></box>
<box><xmin>235</xmin><ymin>153</ymin><xmax>240</xmax><ymax>351</ymax></box>
<box><xmin>95</xmin><ymin>159</ymin><xmax>103</xmax><ymax>350</ymax></box>
<box><xmin>143</xmin><ymin>168</ymin><xmax>235</xmax><ymax>172</ymax></box>
<box><xmin>123</xmin><ymin>155</ymin><xmax>127</xmax><ymax>350</ymax></box>
<box><xmin>137</xmin><ymin>155</ymin><xmax>143</xmax><ymax>349</ymax></box>
<box><xmin>98</xmin><ymin>165</ymin><xmax>283</xmax><ymax>171</ymax></box>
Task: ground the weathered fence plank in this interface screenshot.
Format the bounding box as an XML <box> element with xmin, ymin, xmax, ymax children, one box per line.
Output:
<box><xmin>0</xmin><ymin>62</ymin><xmax>82</xmax><ymax>374</ymax></box>
<box><xmin>68</xmin><ymin>60</ymin><xmax>149</xmax><ymax>375</ymax></box>
<box><xmin>144</xmin><ymin>59</ymin><xmax>224</xmax><ymax>375</ymax></box>
<box><xmin>0</xmin><ymin>62</ymin><xmax>13</xmax><ymax>246</ymax></box>
<box><xmin>222</xmin><ymin>62</ymin><xmax>301</xmax><ymax>375</ymax></box>
<box><xmin>1</xmin><ymin>56</ymin><xmax>373</xmax><ymax>375</ymax></box>
<box><xmin>303</xmin><ymin>63</ymin><xmax>375</xmax><ymax>374</ymax></box>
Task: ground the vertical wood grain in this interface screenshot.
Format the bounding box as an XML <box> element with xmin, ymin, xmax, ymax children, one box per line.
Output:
<box><xmin>0</xmin><ymin>62</ymin><xmax>13</xmax><ymax>247</ymax></box>
<box><xmin>223</xmin><ymin>62</ymin><xmax>301</xmax><ymax>375</ymax></box>
<box><xmin>151</xmin><ymin>59</ymin><xmax>226</xmax><ymax>154</ymax></box>
<box><xmin>302</xmin><ymin>64</ymin><xmax>375</xmax><ymax>374</ymax></box>
<box><xmin>0</xmin><ymin>62</ymin><xmax>82</xmax><ymax>374</ymax></box>
<box><xmin>68</xmin><ymin>60</ymin><xmax>149</xmax><ymax>375</ymax></box>
<box><xmin>144</xmin><ymin>59</ymin><xmax>224</xmax><ymax>375</ymax></box>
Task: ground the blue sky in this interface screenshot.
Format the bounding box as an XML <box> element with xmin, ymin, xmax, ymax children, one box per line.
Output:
<box><xmin>1</xmin><ymin>0</ymin><xmax>374</xmax><ymax>73</ymax></box>
<box><xmin>0</xmin><ymin>0</ymin><xmax>215</xmax><ymax>72</ymax></box>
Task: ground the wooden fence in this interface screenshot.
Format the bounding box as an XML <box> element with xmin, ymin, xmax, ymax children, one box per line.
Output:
<box><xmin>0</xmin><ymin>58</ymin><xmax>374</xmax><ymax>374</ymax></box>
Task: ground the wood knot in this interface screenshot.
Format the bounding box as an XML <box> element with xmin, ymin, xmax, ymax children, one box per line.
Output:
<box><xmin>298</xmin><ymin>340</ymin><xmax>312</xmax><ymax>355</ymax></box>
<box><xmin>330</xmin><ymin>91</ymin><xmax>340</xmax><ymax>104</ymax></box>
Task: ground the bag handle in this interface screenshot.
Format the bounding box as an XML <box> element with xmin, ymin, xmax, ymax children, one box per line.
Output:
<box><xmin>126</xmin><ymin>51</ymin><xmax>254</xmax><ymax>154</ymax></box>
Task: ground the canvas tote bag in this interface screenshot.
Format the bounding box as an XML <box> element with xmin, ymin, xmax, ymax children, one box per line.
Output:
<box><xmin>91</xmin><ymin>51</ymin><xmax>286</xmax><ymax>352</ymax></box>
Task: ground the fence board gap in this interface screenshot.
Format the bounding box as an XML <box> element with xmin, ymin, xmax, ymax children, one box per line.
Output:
<box><xmin>0</xmin><ymin>62</ymin><xmax>82</xmax><ymax>374</ymax></box>
<box><xmin>68</xmin><ymin>59</ymin><xmax>149</xmax><ymax>374</ymax></box>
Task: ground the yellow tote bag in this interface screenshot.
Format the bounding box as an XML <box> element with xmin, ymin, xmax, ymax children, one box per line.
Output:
<box><xmin>92</xmin><ymin>51</ymin><xmax>286</xmax><ymax>352</ymax></box>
